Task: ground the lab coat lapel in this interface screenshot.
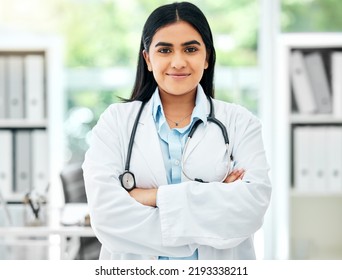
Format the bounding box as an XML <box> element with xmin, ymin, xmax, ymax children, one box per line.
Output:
<box><xmin>182</xmin><ymin>122</ymin><xmax>208</xmax><ymax>162</ymax></box>
<box><xmin>182</xmin><ymin>96</ymin><xmax>210</xmax><ymax>162</ymax></box>
<box><xmin>133</xmin><ymin>100</ymin><xmax>168</xmax><ymax>186</ymax></box>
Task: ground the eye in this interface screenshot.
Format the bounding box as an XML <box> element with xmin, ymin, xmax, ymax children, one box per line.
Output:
<box><xmin>185</xmin><ymin>47</ymin><xmax>198</xmax><ymax>53</ymax></box>
<box><xmin>158</xmin><ymin>48</ymin><xmax>172</xmax><ymax>54</ymax></box>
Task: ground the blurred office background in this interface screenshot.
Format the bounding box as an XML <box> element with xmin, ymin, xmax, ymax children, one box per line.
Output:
<box><xmin>1</xmin><ymin>0</ymin><xmax>340</xmax><ymax>164</ymax></box>
<box><xmin>1</xmin><ymin>0</ymin><xmax>342</xmax><ymax>260</ymax></box>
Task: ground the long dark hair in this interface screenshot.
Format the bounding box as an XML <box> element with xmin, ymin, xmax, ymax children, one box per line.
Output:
<box><xmin>129</xmin><ymin>1</ymin><xmax>216</xmax><ymax>102</ymax></box>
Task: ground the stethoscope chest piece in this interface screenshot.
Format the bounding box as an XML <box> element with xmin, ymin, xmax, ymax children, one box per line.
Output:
<box><xmin>119</xmin><ymin>171</ymin><xmax>136</xmax><ymax>192</ymax></box>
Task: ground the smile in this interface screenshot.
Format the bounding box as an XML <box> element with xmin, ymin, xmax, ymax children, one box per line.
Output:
<box><xmin>166</xmin><ymin>73</ymin><xmax>191</xmax><ymax>79</ymax></box>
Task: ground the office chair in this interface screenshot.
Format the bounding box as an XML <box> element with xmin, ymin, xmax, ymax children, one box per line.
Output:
<box><xmin>60</xmin><ymin>162</ymin><xmax>88</xmax><ymax>203</ymax></box>
<box><xmin>60</xmin><ymin>162</ymin><xmax>101</xmax><ymax>260</ymax></box>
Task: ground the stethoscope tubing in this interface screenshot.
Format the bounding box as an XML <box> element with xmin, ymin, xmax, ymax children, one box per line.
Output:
<box><xmin>124</xmin><ymin>101</ymin><xmax>146</xmax><ymax>172</ymax></box>
<box><xmin>181</xmin><ymin>138</ymin><xmax>230</xmax><ymax>183</ymax></box>
<box><xmin>120</xmin><ymin>95</ymin><xmax>232</xmax><ymax>188</ymax></box>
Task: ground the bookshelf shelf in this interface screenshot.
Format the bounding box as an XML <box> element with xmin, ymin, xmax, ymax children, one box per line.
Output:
<box><xmin>0</xmin><ymin>35</ymin><xmax>64</xmax><ymax>204</ymax></box>
<box><xmin>0</xmin><ymin>120</ymin><xmax>48</xmax><ymax>128</ymax></box>
<box><xmin>275</xmin><ymin>33</ymin><xmax>342</xmax><ymax>260</ymax></box>
<box><xmin>290</xmin><ymin>114</ymin><xmax>342</xmax><ymax>124</ymax></box>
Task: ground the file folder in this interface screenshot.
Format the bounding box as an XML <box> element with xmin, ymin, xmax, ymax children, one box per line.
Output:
<box><xmin>25</xmin><ymin>55</ymin><xmax>45</xmax><ymax>120</ymax></box>
<box><xmin>0</xmin><ymin>130</ymin><xmax>13</xmax><ymax>198</ymax></box>
<box><xmin>31</xmin><ymin>129</ymin><xmax>49</xmax><ymax>194</ymax></box>
<box><xmin>8</xmin><ymin>56</ymin><xmax>24</xmax><ymax>119</ymax></box>
<box><xmin>290</xmin><ymin>51</ymin><xmax>317</xmax><ymax>114</ymax></box>
<box><xmin>14</xmin><ymin>130</ymin><xmax>31</xmax><ymax>194</ymax></box>
<box><xmin>0</xmin><ymin>57</ymin><xmax>6</xmax><ymax>118</ymax></box>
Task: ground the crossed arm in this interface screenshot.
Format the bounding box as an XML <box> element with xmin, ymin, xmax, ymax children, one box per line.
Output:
<box><xmin>129</xmin><ymin>168</ymin><xmax>245</xmax><ymax>207</ymax></box>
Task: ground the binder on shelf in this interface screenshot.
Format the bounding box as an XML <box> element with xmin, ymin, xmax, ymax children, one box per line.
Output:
<box><xmin>305</xmin><ymin>52</ymin><xmax>332</xmax><ymax>114</ymax></box>
<box><xmin>294</xmin><ymin>126</ymin><xmax>313</xmax><ymax>192</ymax></box>
<box><xmin>295</xmin><ymin>126</ymin><xmax>342</xmax><ymax>194</ymax></box>
<box><xmin>290</xmin><ymin>51</ymin><xmax>317</xmax><ymax>114</ymax></box>
<box><xmin>310</xmin><ymin>126</ymin><xmax>327</xmax><ymax>192</ymax></box>
<box><xmin>14</xmin><ymin>130</ymin><xmax>31</xmax><ymax>195</ymax></box>
<box><xmin>31</xmin><ymin>129</ymin><xmax>49</xmax><ymax>195</ymax></box>
<box><xmin>331</xmin><ymin>52</ymin><xmax>342</xmax><ymax>117</ymax></box>
<box><xmin>326</xmin><ymin>126</ymin><xmax>342</xmax><ymax>193</ymax></box>
<box><xmin>8</xmin><ymin>56</ymin><xmax>24</xmax><ymax>119</ymax></box>
<box><xmin>0</xmin><ymin>130</ymin><xmax>13</xmax><ymax>199</ymax></box>
<box><xmin>0</xmin><ymin>57</ymin><xmax>6</xmax><ymax>119</ymax></box>
<box><xmin>25</xmin><ymin>55</ymin><xmax>45</xmax><ymax>120</ymax></box>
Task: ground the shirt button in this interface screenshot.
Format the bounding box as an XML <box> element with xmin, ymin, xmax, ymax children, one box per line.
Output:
<box><xmin>174</xmin><ymin>160</ymin><xmax>180</xmax><ymax>166</ymax></box>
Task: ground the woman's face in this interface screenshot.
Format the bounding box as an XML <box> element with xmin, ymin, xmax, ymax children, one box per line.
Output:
<box><xmin>143</xmin><ymin>21</ymin><xmax>208</xmax><ymax>98</ymax></box>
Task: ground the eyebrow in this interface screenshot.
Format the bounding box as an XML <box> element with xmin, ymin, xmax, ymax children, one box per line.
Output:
<box><xmin>154</xmin><ymin>40</ymin><xmax>201</xmax><ymax>48</ymax></box>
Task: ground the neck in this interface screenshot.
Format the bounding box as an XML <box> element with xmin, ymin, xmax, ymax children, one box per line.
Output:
<box><xmin>158</xmin><ymin>89</ymin><xmax>196</xmax><ymax>129</ymax></box>
<box><xmin>159</xmin><ymin>88</ymin><xmax>196</xmax><ymax>113</ymax></box>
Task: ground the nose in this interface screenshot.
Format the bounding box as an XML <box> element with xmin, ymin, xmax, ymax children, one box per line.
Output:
<box><xmin>171</xmin><ymin>52</ymin><xmax>186</xmax><ymax>69</ymax></box>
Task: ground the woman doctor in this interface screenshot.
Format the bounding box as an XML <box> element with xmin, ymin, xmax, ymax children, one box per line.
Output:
<box><xmin>82</xmin><ymin>1</ymin><xmax>271</xmax><ymax>260</ymax></box>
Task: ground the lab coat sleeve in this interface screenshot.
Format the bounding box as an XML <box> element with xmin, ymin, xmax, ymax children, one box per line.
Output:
<box><xmin>82</xmin><ymin>105</ymin><xmax>196</xmax><ymax>257</ymax></box>
<box><xmin>156</xmin><ymin>109</ymin><xmax>272</xmax><ymax>249</ymax></box>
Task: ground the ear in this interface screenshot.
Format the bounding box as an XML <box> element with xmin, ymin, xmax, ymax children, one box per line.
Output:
<box><xmin>143</xmin><ymin>50</ymin><xmax>152</xmax><ymax>72</ymax></box>
<box><xmin>204</xmin><ymin>52</ymin><xmax>209</xmax><ymax>69</ymax></box>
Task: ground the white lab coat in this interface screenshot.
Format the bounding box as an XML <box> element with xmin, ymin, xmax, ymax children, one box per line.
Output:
<box><xmin>82</xmin><ymin>93</ymin><xmax>271</xmax><ymax>260</ymax></box>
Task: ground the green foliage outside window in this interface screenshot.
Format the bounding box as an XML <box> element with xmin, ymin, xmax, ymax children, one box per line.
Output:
<box><xmin>282</xmin><ymin>0</ymin><xmax>342</xmax><ymax>32</ymax></box>
<box><xmin>53</xmin><ymin>0</ymin><xmax>258</xmax><ymax>68</ymax></box>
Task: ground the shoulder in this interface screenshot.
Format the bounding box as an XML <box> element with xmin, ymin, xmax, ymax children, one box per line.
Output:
<box><xmin>213</xmin><ymin>99</ymin><xmax>259</xmax><ymax>124</ymax></box>
<box><xmin>99</xmin><ymin>100</ymin><xmax>143</xmax><ymax>124</ymax></box>
<box><xmin>106</xmin><ymin>101</ymin><xmax>143</xmax><ymax>117</ymax></box>
<box><xmin>212</xmin><ymin>100</ymin><xmax>264</xmax><ymax>149</ymax></box>
<box><xmin>91</xmin><ymin>101</ymin><xmax>143</xmax><ymax>136</ymax></box>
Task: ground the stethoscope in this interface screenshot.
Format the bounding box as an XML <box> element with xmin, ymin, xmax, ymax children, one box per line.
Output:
<box><xmin>119</xmin><ymin>95</ymin><xmax>232</xmax><ymax>191</ymax></box>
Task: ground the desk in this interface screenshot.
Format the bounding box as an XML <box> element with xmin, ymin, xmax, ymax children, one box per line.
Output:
<box><xmin>0</xmin><ymin>226</ymin><xmax>95</xmax><ymax>238</ymax></box>
<box><xmin>0</xmin><ymin>204</ymin><xmax>97</xmax><ymax>260</ymax></box>
<box><xmin>0</xmin><ymin>225</ymin><xmax>95</xmax><ymax>259</ymax></box>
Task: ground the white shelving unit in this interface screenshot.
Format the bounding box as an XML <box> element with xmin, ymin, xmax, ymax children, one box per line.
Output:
<box><xmin>274</xmin><ymin>33</ymin><xmax>342</xmax><ymax>259</ymax></box>
<box><xmin>0</xmin><ymin>35</ymin><xmax>64</xmax><ymax>204</ymax></box>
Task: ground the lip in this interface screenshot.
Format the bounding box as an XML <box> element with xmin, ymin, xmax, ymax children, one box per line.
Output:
<box><xmin>166</xmin><ymin>73</ymin><xmax>191</xmax><ymax>79</ymax></box>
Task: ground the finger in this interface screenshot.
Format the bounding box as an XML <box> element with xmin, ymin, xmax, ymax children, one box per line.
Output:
<box><xmin>238</xmin><ymin>171</ymin><xmax>245</xmax><ymax>180</ymax></box>
<box><xmin>224</xmin><ymin>169</ymin><xmax>244</xmax><ymax>183</ymax></box>
<box><xmin>224</xmin><ymin>170</ymin><xmax>240</xmax><ymax>183</ymax></box>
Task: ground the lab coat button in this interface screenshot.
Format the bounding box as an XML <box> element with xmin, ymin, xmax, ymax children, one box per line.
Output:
<box><xmin>174</xmin><ymin>160</ymin><xmax>180</xmax><ymax>166</ymax></box>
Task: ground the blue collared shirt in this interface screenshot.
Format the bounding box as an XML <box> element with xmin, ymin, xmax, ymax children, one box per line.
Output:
<box><xmin>152</xmin><ymin>86</ymin><xmax>207</xmax><ymax>260</ymax></box>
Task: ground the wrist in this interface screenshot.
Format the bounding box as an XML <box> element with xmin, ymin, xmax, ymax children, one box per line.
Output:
<box><xmin>129</xmin><ymin>188</ymin><xmax>158</xmax><ymax>207</ymax></box>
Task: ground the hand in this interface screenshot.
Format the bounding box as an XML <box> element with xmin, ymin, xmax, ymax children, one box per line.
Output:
<box><xmin>129</xmin><ymin>188</ymin><xmax>157</xmax><ymax>207</ymax></box>
<box><xmin>223</xmin><ymin>169</ymin><xmax>245</xmax><ymax>183</ymax></box>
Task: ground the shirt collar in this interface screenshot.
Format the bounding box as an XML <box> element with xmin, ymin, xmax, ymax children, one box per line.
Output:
<box><xmin>151</xmin><ymin>87</ymin><xmax>165</xmax><ymax>131</ymax></box>
<box><xmin>152</xmin><ymin>84</ymin><xmax>208</xmax><ymax>130</ymax></box>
